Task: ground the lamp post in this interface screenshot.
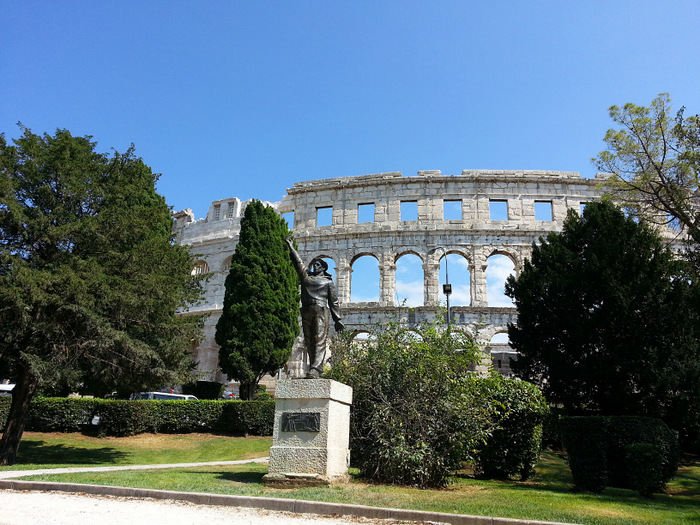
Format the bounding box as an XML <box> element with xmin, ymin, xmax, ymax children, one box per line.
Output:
<box><xmin>428</xmin><ymin>247</ymin><xmax>452</xmax><ymax>326</ymax></box>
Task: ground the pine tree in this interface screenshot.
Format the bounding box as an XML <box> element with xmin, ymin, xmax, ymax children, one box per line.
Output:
<box><xmin>215</xmin><ymin>200</ymin><xmax>299</xmax><ymax>400</ymax></box>
<box><xmin>0</xmin><ymin>127</ymin><xmax>204</xmax><ymax>465</ymax></box>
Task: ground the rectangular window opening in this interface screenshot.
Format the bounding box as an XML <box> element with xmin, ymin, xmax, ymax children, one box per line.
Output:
<box><xmin>489</xmin><ymin>200</ymin><xmax>508</xmax><ymax>221</ymax></box>
<box><xmin>282</xmin><ymin>211</ymin><xmax>295</xmax><ymax>229</ymax></box>
<box><xmin>316</xmin><ymin>206</ymin><xmax>333</xmax><ymax>227</ymax></box>
<box><xmin>443</xmin><ymin>199</ymin><xmax>462</xmax><ymax>220</ymax></box>
<box><xmin>400</xmin><ymin>200</ymin><xmax>418</xmax><ymax>221</ymax></box>
<box><xmin>534</xmin><ymin>201</ymin><xmax>553</xmax><ymax>221</ymax></box>
<box><xmin>358</xmin><ymin>203</ymin><xmax>375</xmax><ymax>223</ymax></box>
<box><xmin>213</xmin><ymin>204</ymin><xmax>221</xmax><ymax>221</ymax></box>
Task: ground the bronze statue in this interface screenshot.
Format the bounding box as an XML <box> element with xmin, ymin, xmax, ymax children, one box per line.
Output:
<box><xmin>285</xmin><ymin>237</ymin><xmax>344</xmax><ymax>378</ymax></box>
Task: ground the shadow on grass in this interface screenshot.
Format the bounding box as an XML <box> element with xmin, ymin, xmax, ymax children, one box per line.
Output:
<box><xmin>213</xmin><ymin>470</ymin><xmax>267</xmax><ymax>484</ymax></box>
<box><xmin>16</xmin><ymin>441</ymin><xmax>128</xmax><ymax>465</ymax></box>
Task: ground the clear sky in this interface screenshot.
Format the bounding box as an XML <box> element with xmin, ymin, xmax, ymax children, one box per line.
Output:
<box><xmin>3</xmin><ymin>1</ymin><xmax>699</xmax><ymax>221</ymax></box>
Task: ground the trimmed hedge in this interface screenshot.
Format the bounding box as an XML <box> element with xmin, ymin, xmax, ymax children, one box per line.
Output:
<box><xmin>0</xmin><ymin>396</ymin><xmax>273</xmax><ymax>437</ymax></box>
<box><xmin>625</xmin><ymin>443</ymin><xmax>664</xmax><ymax>497</ymax></box>
<box><xmin>560</xmin><ymin>416</ymin><xmax>608</xmax><ymax>493</ymax></box>
<box><xmin>606</xmin><ymin>416</ymin><xmax>679</xmax><ymax>491</ymax></box>
<box><xmin>560</xmin><ymin>415</ymin><xmax>679</xmax><ymax>495</ymax></box>
<box><xmin>472</xmin><ymin>375</ymin><xmax>550</xmax><ymax>480</ymax></box>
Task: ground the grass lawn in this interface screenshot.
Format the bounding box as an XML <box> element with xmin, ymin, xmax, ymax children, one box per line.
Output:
<box><xmin>0</xmin><ymin>432</ymin><xmax>271</xmax><ymax>469</ymax></box>
<box><xmin>2</xmin><ymin>432</ymin><xmax>699</xmax><ymax>525</ymax></box>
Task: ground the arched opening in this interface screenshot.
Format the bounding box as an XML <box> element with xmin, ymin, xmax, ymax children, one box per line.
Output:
<box><xmin>350</xmin><ymin>254</ymin><xmax>380</xmax><ymax>303</ymax></box>
<box><xmin>489</xmin><ymin>332</ymin><xmax>516</xmax><ymax>377</ymax></box>
<box><xmin>191</xmin><ymin>260</ymin><xmax>209</xmax><ymax>276</ymax></box>
<box><xmin>395</xmin><ymin>253</ymin><xmax>424</xmax><ymax>306</ymax></box>
<box><xmin>486</xmin><ymin>254</ymin><xmax>515</xmax><ymax>307</ymax></box>
<box><xmin>439</xmin><ymin>252</ymin><xmax>471</xmax><ymax>306</ymax></box>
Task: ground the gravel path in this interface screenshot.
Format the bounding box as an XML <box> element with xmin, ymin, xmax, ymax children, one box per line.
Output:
<box><xmin>0</xmin><ymin>490</ymin><xmax>435</xmax><ymax>525</ymax></box>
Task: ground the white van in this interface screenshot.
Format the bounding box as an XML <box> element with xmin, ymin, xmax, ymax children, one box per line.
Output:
<box><xmin>130</xmin><ymin>392</ymin><xmax>198</xmax><ymax>401</ymax></box>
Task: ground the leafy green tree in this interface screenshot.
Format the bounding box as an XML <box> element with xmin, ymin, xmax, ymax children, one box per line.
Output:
<box><xmin>594</xmin><ymin>93</ymin><xmax>700</xmax><ymax>245</ymax></box>
<box><xmin>0</xmin><ymin>127</ymin><xmax>204</xmax><ymax>465</ymax></box>
<box><xmin>505</xmin><ymin>201</ymin><xmax>700</xmax><ymax>445</ymax></box>
<box><xmin>215</xmin><ymin>200</ymin><xmax>299</xmax><ymax>400</ymax></box>
<box><xmin>327</xmin><ymin>317</ymin><xmax>495</xmax><ymax>488</ymax></box>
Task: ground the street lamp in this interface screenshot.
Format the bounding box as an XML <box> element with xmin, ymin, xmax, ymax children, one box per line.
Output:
<box><xmin>428</xmin><ymin>247</ymin><xmax>452</xmax><ymax>325</ymax></box>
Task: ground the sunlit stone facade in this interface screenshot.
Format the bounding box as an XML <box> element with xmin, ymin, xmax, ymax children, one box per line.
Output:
<box><xmin>174</xmin><ymin>170</ymin><xmax>608</xmax><ymax>384</ymax></box>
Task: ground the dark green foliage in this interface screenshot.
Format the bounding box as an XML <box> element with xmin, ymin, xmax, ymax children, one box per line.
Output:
<box><xmin>0</xmin><ymin>397</ymin><xmax>12</xmax><ymax>430</ymax></box>
<box><xmin>216</xmin><ymin>200</ymin><xmax>299</xmax><ymax>400</ymax></box>
<box><xmin>182</xmin><ymin>380</ymin><xmax>225</xmax><ymax>400</ymax></box>
<box><xmin>560</xmin><ymin>416</ymin><xmax>679</xmax><ymax>494</ymax></box>
<box><xmin>625</xmin><ymin>443</ymin><xmax>664</xmax><ymax>497</ymax></box>
<box><xmin>541</xmin><ymin>407</ymin><xmax>565</xmax><ymax>451</ymax></box>
<box><xmin>506</xmin><ymin>201</ymin><xmax>700</xmax><ymax>443</ymax></box>
<box><xmin>22</xmin><ymin>398</ymin><xmax>97</xmax><ymax>432</ymax></box>
<box><xmin>560</xmin><ymin>416</ymin><xmax>608</xmax><ymax>493</ymax></box>
<box><xmin>1</xmin><ymin>397</ymin><xmax>273</xmax><ymax>437</ymax></box>
<box><xmin>327</xmin><ymin>317</ymin><xmax>491</xmax><ymax>488</ymax></box>
<box><xmin>606</xmin><ymin>416</ymin><xmax>679</xmax><ymax>491</ymax></box>
<box><xmin>472</xmin><ymin>375</ymin><xmax>549</xmax><ymax>480</ymax></box>
<box><xmin>0</xmin><ymin>127</ymin><xmax>204</xmax><ymax>464</ymax></box>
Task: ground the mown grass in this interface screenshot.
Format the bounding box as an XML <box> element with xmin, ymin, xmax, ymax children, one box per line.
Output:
<box><xmin>0</xmin><ymin>432</ymin><xmax>271</xmax><ymax>470</ymax></box>
<box><xmin>3</xmin><ymin>433</ymin><xmax>699</xmax><ymax>525</ymax></box>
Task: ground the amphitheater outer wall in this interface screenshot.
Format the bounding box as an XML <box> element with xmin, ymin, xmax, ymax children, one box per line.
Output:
<box><xmin>175</xmin><ymin>170</ymin><xmax>609</xmax><ymax>383</ymax></box>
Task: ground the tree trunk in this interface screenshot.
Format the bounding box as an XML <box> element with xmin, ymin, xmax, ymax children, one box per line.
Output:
<box><xmin>239</xmin><ymin>381</ymin><xmax>257</xmax><ymax>401</ymax></box>
<box><xmin>0</xmin><ymin>366</ymin><xmax>38</xmax><ymax>466</ymax></box>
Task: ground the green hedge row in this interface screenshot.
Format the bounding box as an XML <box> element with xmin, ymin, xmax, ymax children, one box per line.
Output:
<box><xmin>560</xmin><ymin>415</ymin><xmax>679</xmax><ymax>496</ymax></box>
<box><xmin>0</xmin><ymin>397</ymin><xmax>274</xmax><ymax>437</ymax></box>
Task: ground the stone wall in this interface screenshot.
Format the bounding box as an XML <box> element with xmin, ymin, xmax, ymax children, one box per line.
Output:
<box><xmin>174</xmin><ymin>170</ymin><xmax>610</xmax><ymax>384</ymax></box>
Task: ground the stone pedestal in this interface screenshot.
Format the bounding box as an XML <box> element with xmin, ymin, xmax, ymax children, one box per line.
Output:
<box><xmin>263</xmin><ymin>379</ymin><xmax>352</xmax><ymax>487</ymax></box>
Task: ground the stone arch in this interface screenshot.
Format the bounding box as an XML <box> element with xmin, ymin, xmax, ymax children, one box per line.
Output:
<box><xmin>220</xmin><ymin>255</ymin><xmax>232</xmax><ymax>272</ymax></box>
<box><xmin>486</xmin><ymin>249</ymin><xmax>520</xmax><ymax>272</ymax></box>
<box><xmin>439</xmin><ymin>250</ymin><xmax>471</xmax><ymax>307</ymax></box>
<box><xmin>191</xmin><ymin>260</ymin><xmax>209</xmax><ymax>276</ymax></box>
<box><xmin>485</xmin><ymin>252</ymin><xmax>516</xmax><ymax>307</ymax></box>
<box><xmin>350</xmin><ymin>252</ymin><xmax>380</xmax><ymax>303</ymax></box>
<box><xmin>394</xmin><ymin>251</ymin><xmax>425</xmax><ymax>306</ymax></box>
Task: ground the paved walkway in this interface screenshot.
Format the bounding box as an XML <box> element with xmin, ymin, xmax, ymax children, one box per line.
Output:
<box><xmin>0</xmin><ymin>460</ymin><xmax>577</xmax><ymax>525</ymax></box>
<box><xmin>0</xmin><ymin>457</ymin><xmax>269</xmax><ymax>479</ymax></box>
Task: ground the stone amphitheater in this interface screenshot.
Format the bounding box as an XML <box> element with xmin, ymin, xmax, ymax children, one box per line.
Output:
<box><xmin>174</xmin><ymin>169</ymin><xmax>609</xmax><ymax>389</ymax></box>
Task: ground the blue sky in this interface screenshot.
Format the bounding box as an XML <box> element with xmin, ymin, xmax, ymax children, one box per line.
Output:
<box><xmin>3</xmin><ymin>1</ymin><xmax>699</xmax><ymax>324</ymax></box>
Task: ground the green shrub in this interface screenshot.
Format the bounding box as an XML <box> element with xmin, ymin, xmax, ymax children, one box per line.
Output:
<box><xmin>327</xmin><ymin>317</ymin><xmax>492</xmax><ymax>488</ymax></box>
<box><xmin>560</xmin><ymin>415</ymin><xmax>679</xmax><ymax>494</ymax></box>
<box><xmin>6</xmin><ymin>397</ymin><xmax>274</xmax><ymax>437</ymax></box>
<box><xmin>95</xmin><ymin>399</ymin><xmax>159</xmax><ymax>436</ymax></box>
<box><xmin>606</xmin><ymin>416</ymin><xmax>679</xmax><ymax>490</ymax></box>
<box><xmin>542</xmin><ymin>407</ymin><xmax>565</xmax><ymax>450</ymax></box>
<box><xmin>26</xmin><ymin>398</ymin><xmax>97</xmax><ymax>432</ymax></box>
<box><xmin>560</xmin><ymin>416</ymin><xmax>608</xmax><ymax>493</ymax></box>
<box><xmin>472</xmin><ymin>375</ymin><xmax>549</xmax><ymax>480</ymax></box>
<box><xmin>0</xmin><ymin>396</ymin><xmax>10</xmax><ymax>430</ymax></box>
<box><xmin>625</xmin><ymin>443</ymin><xmax>664</xmax><ymax>497</ymax></box>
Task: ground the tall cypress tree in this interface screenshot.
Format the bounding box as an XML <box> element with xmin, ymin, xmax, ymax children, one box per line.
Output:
<box><xmin>215</xmin><ymin>200</ymin><xmax>299</xmax><ymax>400</ymax></box>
